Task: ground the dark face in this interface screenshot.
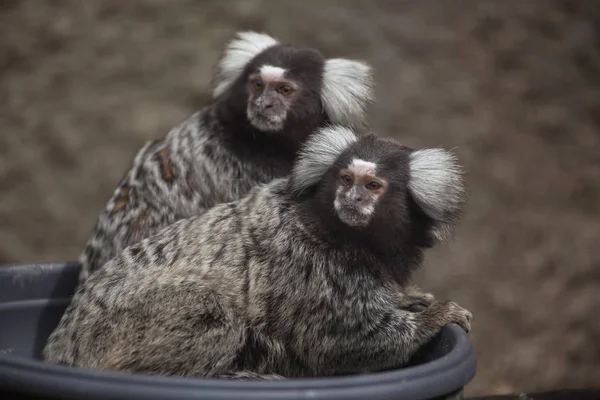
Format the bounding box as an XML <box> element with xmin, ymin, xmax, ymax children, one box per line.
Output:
<box><xmin>220</xmin><ymin>45</ymin><xmax>327</xmax><ymax>147</ymax></box>
<box><xmin>328</xmin><ymin>137</ymin><xmax>412</xmax><ymax>230</ymax></box>
<box><xmin>307</xmin><ymin>135</ymin><xmax>420</xmax><ymax>249</ymax></box>
<box><xmin>298</xmin><ymin>135</ymin><xmax>437</xmax><ymax>283</ymax></box>
<box><xmin>293</xmin><ymin>133</ymin><xmax>452</xmax><ymax>287</ymax></box>
<box><xmin>246</xmin><ymin>65</ymin><xmax>300</xmax><ymax>132</ymax></box>
<box><xmin>334</xmin><ymin>158</ymin><xmax>388</xmax><ymax>227</ymax></box>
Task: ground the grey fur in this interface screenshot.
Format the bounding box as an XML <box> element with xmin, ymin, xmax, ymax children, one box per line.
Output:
<box><xmin>76</xmin><ymin>110</ymin><xmax>258</xmax><ymax>283</ymax></box>
<box><xmin>44</xmin><ymin>127</ymin><xmax>472</xmax><ymax>379</ymax></box>
<box><xmin>77</xmin><ymin>32</ymin><xmax>375</xmax><ymax>284</ymax></box>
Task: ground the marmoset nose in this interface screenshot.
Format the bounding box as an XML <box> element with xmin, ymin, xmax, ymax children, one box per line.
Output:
<box><xmin>351</xmin><ymin>194</ymin><xmax>363</xmax><ymax>203</ymax></box>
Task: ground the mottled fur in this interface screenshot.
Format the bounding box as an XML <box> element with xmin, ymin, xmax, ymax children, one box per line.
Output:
<box><xmin>44</xmin><ymin>126</ymin><xmax>472</xmax><ymax>379</ymax></box>
<box><xmin>78</xmin><ymin>31</ymin><xmax>374</xmax><ymax>283</ymax></box>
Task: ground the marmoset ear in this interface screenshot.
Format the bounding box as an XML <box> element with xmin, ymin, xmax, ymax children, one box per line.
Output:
<box><xmin>290</xmin><ymin>125</ymin><xmax>358</xmax><ymax>195</ymax></box>
<box><xmin>408</xmin><ymin>148</ymin><xmax>466</xmax><ymax>243</ymax></box>
<box><xmin>320</xmin><ymin>59</ymin><xmax>374</xmax><ymax>129</ymax></box>
<box><xmin>213</xmin><ymin>31</ymin><xmax>279</xmax><ymax>99</ymax></box>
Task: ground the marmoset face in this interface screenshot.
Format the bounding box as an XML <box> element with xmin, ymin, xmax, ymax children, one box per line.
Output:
<box><xmin>246</xmin><ymin>65</ymin><xmax>300</xmax><ymax>132</ymax></box>
<box><xmin>334</xmin><ymin>158</ymin><xmax>389</xmax><ymax>228</ymax></box>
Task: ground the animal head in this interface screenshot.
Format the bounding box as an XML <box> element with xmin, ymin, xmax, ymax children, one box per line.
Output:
<box><xmin>212</xmin><ymin>32</ymin><xmax>374</xmax><ymax>145</ymax></box>
<box><xmin>290</xmin><ymin>126</ymin><xmax>466</xmax><ymax>248</ymax></box>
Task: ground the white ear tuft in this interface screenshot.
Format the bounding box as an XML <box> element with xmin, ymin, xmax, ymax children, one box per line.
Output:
<box><xmin>213</xmin><ymin>31</ymin><xmax>279</xmax><ymax>99</ymax></box>
<box><xmin>290</xmin><ymin>125</ymin><xmax>358</xmax><ymax>195</ymax></box>
<box><xmin>321</xmin><ymin>59</ymin><xmax>374</xmax><ymax>129</ymax></box>
<box><xmin>408</xmin><ymin>149</ymin><xmax>466</xmax><ymax>242</ymax></box>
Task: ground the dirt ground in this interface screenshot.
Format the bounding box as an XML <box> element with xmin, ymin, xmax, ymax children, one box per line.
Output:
<box><xmin>1</xmin><ymin>1</ymin><xmax>599</xmax><ymax>396</ymax></box>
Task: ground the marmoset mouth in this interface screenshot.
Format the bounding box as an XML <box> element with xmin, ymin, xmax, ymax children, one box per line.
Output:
<box><xmin>337</xmin><ymin>206</ymin><xmax>371</xmax><ymax>227</ymax></box>
<box><xmin>248</xmin><ymin>110</ymin><xmax>285</xmax><ymax>132</ymax></box>
<box><xmin>256</xmin><ymin>108</ymin><xmax>283</xmax><ymax>120</ymax></box>
<box><xmin>255</xmin><ymin>111</ymin><xmax>276</xmax><ymax>121</ymax></box>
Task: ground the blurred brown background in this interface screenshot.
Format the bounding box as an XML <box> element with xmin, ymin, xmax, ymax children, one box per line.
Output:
<box><xmin>1</xmin><ymin>0</ymin><xmax>599</xmax><ymax>396</ymax></box>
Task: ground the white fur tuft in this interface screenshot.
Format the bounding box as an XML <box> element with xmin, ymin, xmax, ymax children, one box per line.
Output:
<box><xmin>408</xmin><ymin>149</ymin><xmax>466</xmax><ymax>242</ymax></box>
<box><xmin>290</xmin><ymin>125</ymin><xmax>358</xmax><ymax>195</ymax></box>
<box><xmin>213</xmin><ymin>31</ymin><xmax>279</xmax><ymax>99</ymax></box>
<box><xmin>321</xmin><ymin>59</ymin><xmax>374</xmax><ymax>129</ymax></box>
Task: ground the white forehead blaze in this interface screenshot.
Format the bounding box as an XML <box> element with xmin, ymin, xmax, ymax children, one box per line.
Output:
<box><xmin>348</xmin><ymin>158</ymin><xmax>377</xmax><ymax>176</ymax></box>
<box><xmin>259</xmin><ymin>65</ymin><xmax>286</xmax><ymax>81</ymax></box>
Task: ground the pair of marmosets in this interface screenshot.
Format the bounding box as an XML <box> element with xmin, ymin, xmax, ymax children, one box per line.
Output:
<box><xmin>43</xmin><ymin>31</ymin><xmax>473</xmax><ymax>379</ymax></box>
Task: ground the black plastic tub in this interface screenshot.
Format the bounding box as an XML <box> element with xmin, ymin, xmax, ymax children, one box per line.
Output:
<box><xmin>0</xmin><ymin>262</ymin><xmax>476</xmax><ymax>400</ymax></box>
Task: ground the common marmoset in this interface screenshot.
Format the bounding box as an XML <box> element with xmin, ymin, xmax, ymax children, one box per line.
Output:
<box><xmin>45</xmin><ymin>125</ymin><xmax>472</xmax><ymax>379</ymax></box>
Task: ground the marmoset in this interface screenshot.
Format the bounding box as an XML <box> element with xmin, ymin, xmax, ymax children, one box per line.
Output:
<box><xmin>45</xmin><ymin>125</ymin><xmax>471</xmax><ymax>380</ymax></box>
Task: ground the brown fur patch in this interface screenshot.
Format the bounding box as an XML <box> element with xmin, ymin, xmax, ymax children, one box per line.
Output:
<box><xmin>112</xmin><ymin>186</ymin><xmax>130</xmax><ymax>212</ymax></box>
<box><xmin>158</xmin><ymin>147</ymin><xmax>174</xmax><ymax>183</ymax></box>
